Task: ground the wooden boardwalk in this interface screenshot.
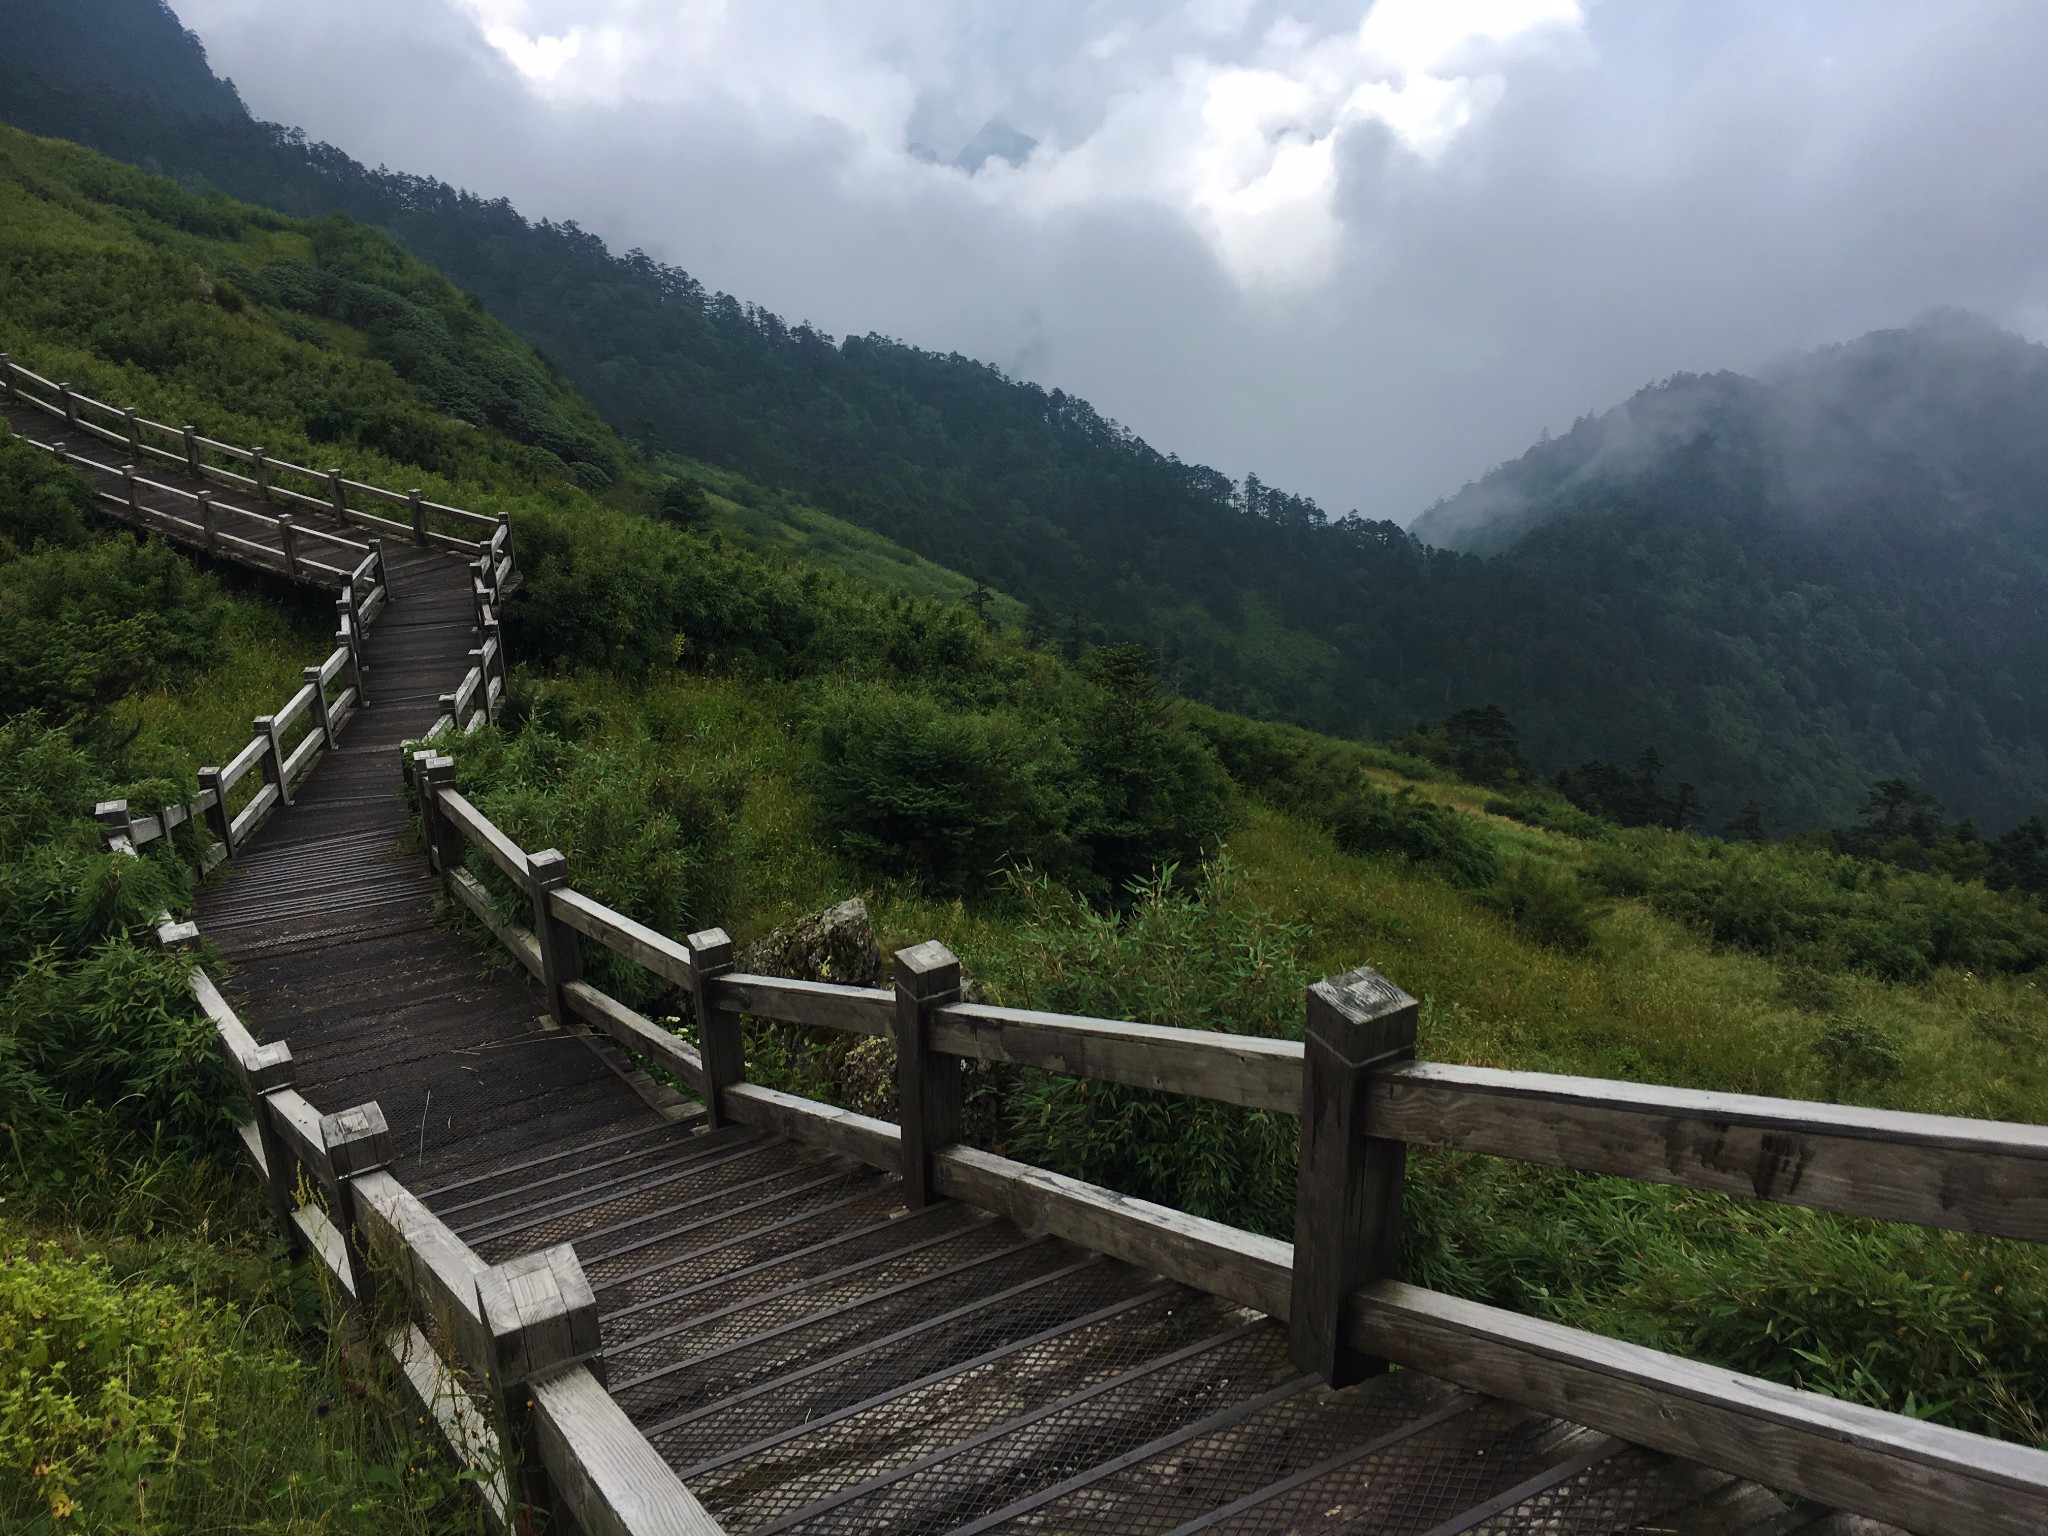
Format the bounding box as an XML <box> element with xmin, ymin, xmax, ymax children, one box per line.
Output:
<box><xmin>11</xmin><ymin>386</ymin><xmax>2004</xmax><ymax>1535</ymax></box>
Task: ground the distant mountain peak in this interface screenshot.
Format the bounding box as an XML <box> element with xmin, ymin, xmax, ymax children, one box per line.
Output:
<box><xmin>1411</xmin><ymin>312</ymin><xmax>2048</xmax><ymax>554</ymax></box>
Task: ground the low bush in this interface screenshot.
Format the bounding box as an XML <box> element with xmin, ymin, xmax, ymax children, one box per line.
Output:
<box><xmin>1329</xmin><ymin>785</ymin><xmax>1499</xmax><ymax>888</ymax></box>
<box><xmin>1482</xmin><ymin>855</ymin><xmax>1600</xmax><ymax>951</ymax></box>
<box><xmin>993</xmin><ymin>860</ymin><xmax>1309</xmax><ymax>1236</ymax></box>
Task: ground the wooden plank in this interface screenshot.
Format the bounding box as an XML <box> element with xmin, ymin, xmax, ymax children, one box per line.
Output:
<box><xmin>448</xmin><ymin>868</ymin><xmax>543</xmax><ymax>977</ymax></box>
<box><xmin>723</xmin><ymin>1083</ymin><xmax>900</xmax><ymax>1168</ymax></box>
<box><xmin>222</xmin><ymin>732</ymin><xmax>267</xmax><ymax>786</ymax></box>
<box><xmin>562</xmin><ymin>980</ymin><xmax>706</xmax><ymax>1094</ymax></box>
<box><xmin>529</xmin><ymin>1364</ymin><xmax>730</xmax><ymax>1536</ymax></box>
<box><xmin>709</xmin><ymin>973</ymin><xmax>892</xmax><ymax>1036</ymax></box>
<box><xmin>229</xmin><ymin>782</ymin><xmax>280</xmax><ymax>843</ymax></box>
<box><xmin>385</xmin><ymin>1322</ymin><xmax>510</xmax><ymax>1529</ymax></box>
<box><xmin>933</xmin><ymin>1145</ymin><xmax>1293</xmax><ymax>1320</ymax></box>
<box><xmin>351</xmin><ymin>1168</ymin><xmax>492</xmax><ymax>1372</ymax></box>
<box><xmin>1369</xmin><ymin>1062</ymin><xmax>2048</xmax><ymax>1242</ymax></box>
<box><xmin>291</xmin><ymin>1205</ymin><xmax>358</xmax><ymax>1297</ymax></box>
<box><xmin>436</xmin><ymin>790</ymin><xmax>530</xmax><ymax>882</ymax></box>
<box><xmin>282</xmin><ymin>725</ymin><xmax>323</xmax><ymax>786</ymax></box>
<box><xmin>318</xmin><ymin>646</ymin><xmax>349</xmax><ymax>686</ymax></box>
<box><xmin>273</xmin><ymin>682</ymin><xmax>319</xmax><ymax>736</ymax></box>
<box><xmin>932</xmin><ymin>1003</ymin><xmax>1303</xmax><ymax>1113</ymax></box>
<box><xmin>1347</xmin><ymin>1280</ymin><xmax>2048</xmax><ymax>1536</ymax></box>
<box><xmin>190</xmin><ymin>969</ymin><xmax>292</xmax><ymax>1088</ymax></box>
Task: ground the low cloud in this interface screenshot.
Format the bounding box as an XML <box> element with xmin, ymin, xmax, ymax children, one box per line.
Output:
<box><xmin>179</xmin><ymin>0</ymin><xmax>2048</xmax><ymax>523</ymax></box>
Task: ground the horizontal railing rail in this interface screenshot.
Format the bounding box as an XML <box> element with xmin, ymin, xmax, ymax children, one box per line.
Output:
<box><xmin>0</xmin><ymin>355</ymin><xmax>518</xmax><ymax>575</ymax></box>
<box><xmin>401</xmin><ymin>752</ymin><xmax>2048</xmax><ymax>1536</ymax></box>
<box><xmin>95</xmin><ymin>575</ymin><xmax>380</xmax><ymax>866</ymax></box>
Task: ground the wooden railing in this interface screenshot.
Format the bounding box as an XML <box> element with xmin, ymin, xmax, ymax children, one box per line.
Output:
<box><xmin>91</xmin><ymin>571</ymin><xmax>382</xmax><ymax>863</ymax></box>
<box><xmin>0</xmin><ymin>353</ymin><xmax>517</xmax><ymax>575</ymax></box>
<box><xmin>396</xmin><ymin>748</ymin><xmax>2048</xmax><ymax>1536</ymax></box>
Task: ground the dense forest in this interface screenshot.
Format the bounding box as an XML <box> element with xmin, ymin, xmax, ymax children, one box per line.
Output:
<box><xmin>6</xmin><ymin>0</ymin><xmax>2048</xmax><ymax>836</ymax></box>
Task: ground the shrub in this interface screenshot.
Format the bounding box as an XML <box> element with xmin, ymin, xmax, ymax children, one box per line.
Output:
<box><xmin>0</xmin><ymin>435</ymin><xmax>94</xmax><ymax>554</ymax></box>
<box><xmin>811</xmin><ymin>684</ymin><xmax>1072</xmax><ymax>894</ymax></box>
<box><xmin>1483</xmin><ymin>856</ymin><xmax>1600</xmax><ymax>951</ymax></box>
<box><xmin>1814</xmin><ymin>1016</ymin><xmax>1906</xmax><ymax>1085</ymax></box>
<box><xmin>993</xmin><ymin>860</ymin><xmax>1310</xmax><ymax>1236</ymax></box>
<box><xmin>1330</xmin><ymin>786</ymin><xmax>1499</xmax><ymax>888</ymax></box>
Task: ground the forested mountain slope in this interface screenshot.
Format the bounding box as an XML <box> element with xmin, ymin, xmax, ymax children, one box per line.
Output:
<box><xmin>5</xmin><ymin>0</ymin><xmax>2047</xmax><ymax>833</ymax></box>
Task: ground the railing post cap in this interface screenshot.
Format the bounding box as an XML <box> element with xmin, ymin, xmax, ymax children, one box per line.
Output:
<box><xmin>686</xmin><ymin>927</ymin><xmax>734</xmax><ymax>965</ymax></box>
<box><xmin>254</xmin><ymin>714</ymin><xmax>275</xmax><ymax>728</ymax></box>
<box><xmin>94</xmin><ymin>798</ymin><xmax>130</xmax><ymax>819</ymax></box>
<box><xmin>1307</xmin><ymin>966</ymin><xmax>1419</xmax><ymax>1061</ymax></box>
<box><xmin>156</xmin><ymin>918</ymin><xmax>202</xmax><ymax>950</ymax></box>
<box><xmin>302</xmin><ymin>664</ymin><xmax>321</xmax><ymax>680</ymax></box>
<box><xmin>318</xmin><ymin>1100</ymin><xmax>392</xmax><ymax>1176</ymax></box>
<box><xmin>895</xmin><ymin>940</ymin><xmax>960</xmax><ymax>989</ymax></box>
<box><xmin>477</xmin><ymin>1243</ymin><xmax>601</xmax><ymax>1379</ymax></box>
<box><xmin>529</xmin><ymin>847</ymin><xmax>569</xmax><ymax>884</ymax></box>
<box><xmin>246</xmin><ymin>1039</ymin><xmax>295</xmax><ymax>1094</ymax></box>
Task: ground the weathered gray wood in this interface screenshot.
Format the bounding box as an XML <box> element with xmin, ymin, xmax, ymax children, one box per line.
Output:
<box><xmin>229</xmin><ymin>781</ymin><xmax>281</xmax><ymax>845</ymax></box>
<box><xmin>192</xmin><ymin>969</ymin><xmax>298</xmax><ymax>1236</ymax></box>
<box><xmin>448</xmin><ymin>868</ymin><xmax>543</xmax><ymax>977</ymax></box>
<box><xmin>196</xmin><ymin>766</ymin><xmax>233</xmax><ymax>856</ymax></box>
<box><xmin>934</xmin><ymin>1145</ymin><xmax>1294</xmax><ymax>1320</ymax></box>
<box><xmin>929</xmin><ymin>1002</ymin><xmax>1305</xmax><ymax>1112</ymax></box>
<box><xmin>478</xmin><ymin>1244</ymin><xmax>604</xmax><ymax>1517</ymax></box>
<box><xmin>416</xmin><ymin>755</ymin><xmax>464</xmax><ymax>877</ymax></box>
<box><xmin>320</xmin><ymin>1101</ymin><xmax>394</xmax><ymax>1314</ymax></box>
<box><xmin>351</xmin><ymin>1168</ymin><xmax>488</xmax><ymax>1345</ymax></box>
<box><xmin>93</xmin><ymin>798</ymin><xmax>132</xmax><ymax>848</ymax></box>
<box><xmin>255</xmin><ymin>713</ymin><xmax>291</xmax><ymax>808</ymax></box>
<box><xmin>1290</xmin><ymin>966</ymin><xmax>1417</xmax><ymax>1386</ymax></box>
<box><xmin>529</xmin><ymin>1364</ymin><xmax>730</xmax><ymax>1536</ymax></box>
<box><xmin>551</xmin><ymin>888</ymin><xmax>696</xmax><ymax>988</ymax></box>
<box><xmin>385</xmin><ymin>1321</ymin><xmax>511</xmax><ymax>1530</ymax></box>
<box><xmin>562</xmin><ymin>980</ymin><xmax>707</xmax><ymax>1094</ymax></box>
<box><xmin>1347</xmin><ymin>1279</ymin><xmax>2048</xmax><ymax>1536</ymax></box>
<box><xmin>708</xmin><ymin>972</ymin><xmax>892</xmax><ymax>1036</ymax></box>
<box><xmin>528</xmin><ymin>849</ymin><xmax>580</xmax><ymax>1025</ymax></box>
<box><xmin>409</xmin><ymin>487</ymin><xmax>428</xmax><ymax>546</ymax></box>
<box><xmin>436</xmin><ymin>789</ymin><xmax>529</xmax><ymax>882</ymax></box>
<box><xmin>688</xmin><ymin>928</ymin><xmax>740</xmax><ymax>1129</ymax></box>
<box><xmin>722</xmin><ymin>1083</ymin><xmax>899</xmax><ymax>1168</ymax></box>
<box><xmin>894</xmin><ymin>941</ymin><xmax>963</xmax><ymax>1209</ymax></box>
<box><xmin>1368</xmin><ymin>1062</ymin><xmax>2048</xmax><ymax>1242</ymax></box>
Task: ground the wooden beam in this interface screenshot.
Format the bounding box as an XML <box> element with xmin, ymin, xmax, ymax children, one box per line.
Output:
<box><xmin>528</xmin><ymin>849</ymin><xmax>580</xmax><ymax>1025</ymax></box>
<box><xmin>931</xmin><ymin>1002</ymin><xmax>1303</xmax><ymax>1114</ymax></box>
<box><xmin>722</xmin><ymin>1083</ymin><xmax>899</xmax><ymax>1168</ymax></box>
<box><xmin>529</xmin><ymin>1364</ymin><xmax>730</xmax><ymax>1536</ymax></box>
<box><xmin>436</xmin><ymin>789</ymin><xmax>530</xmax><ymax>883</ymax></box>
<box><xmin>562</xmin><ymin>981</ymin><xmax>706</xmax><ymax>1096</ymax></box>
<box><xmin>551</xmin><ymin>888</ymin><xmax>695</xmax><ymax>989</ymax></box>
<box><xmin>1368</xmin><ymin>1062</ymin><xmax>2048</xmax><ymax>1242</ymax></box>
<box><xmin>1290</xmin><ymin>966</ymin><xmax>1417</xmax><ymax>1386</ymax></box>
<box><xmin>709</xmin><ymin>973</ymin><xmax>892</xmax><ymax>1037</ymax></box>
<box><xmin>894</xmin><ymin>941</ymin><xmax>962</xmax><ymax>1209</ymax></box>
<box><xmin>687</xmin><ymin>929</ymin><xmax>739</xmax><ymax>1129</ymax></box>
<box><xmin>933</xmin><ymin>1145</ymin><xmax>1293</xmax><ymax>1321</ymax></box>
<box><xmin>1347</xmin><ymin>1280</ymin><xmax>2048</xmax><ymax>1536</ymax></box>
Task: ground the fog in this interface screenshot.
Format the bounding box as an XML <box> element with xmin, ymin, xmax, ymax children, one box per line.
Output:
<box><xmin>174</xmin><ymin>0</ymin><xmax>2048</xmax><ymax>523</ymax></box>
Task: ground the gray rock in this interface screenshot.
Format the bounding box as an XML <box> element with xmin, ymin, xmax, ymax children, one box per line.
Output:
<box><xmin>740</xmin><ymin>898</ymin><xmax>882</xmax><ymax>987</ymax></box>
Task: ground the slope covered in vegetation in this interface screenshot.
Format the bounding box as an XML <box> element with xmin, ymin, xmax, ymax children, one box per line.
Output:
<box><xmin>7</xmin><ymin>0</ymin><xmax>2048</xmax><ymax>834</ymax></box>
<box><xmin>2</xmin><ymin>116</ymin><xmax>2046</xmax><ymax>1533</ymax></box>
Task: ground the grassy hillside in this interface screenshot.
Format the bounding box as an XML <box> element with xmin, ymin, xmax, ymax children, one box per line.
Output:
<box><xmin>8</xmin><ymin>7</ymin><xmax>2048</xmax><ymax>832</ymax></box>
<box><xmin>1</xmin><ymin>119</ymin><xmax>2045</xmax><ymax>1536</ymax></box>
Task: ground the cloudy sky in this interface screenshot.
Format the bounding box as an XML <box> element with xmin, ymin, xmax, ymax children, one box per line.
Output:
<box><xmin>176</xmin><ymin>0</ymin><xmax>2048</xmax><ymax>522</ymax></box>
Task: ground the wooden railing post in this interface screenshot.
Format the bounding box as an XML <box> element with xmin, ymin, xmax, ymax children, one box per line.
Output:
<box><xmin>304</xmin><ymin>665</ymin><xmax>335</xmax><ymax>747</ymax></box>
<box><xmin>439</xmin><ymin>691</ymin><xmax>459</xmax><ymax>733</ymax></box>
<box><xmin>686</xmin><ymin>929</ymin><xmax>739</xmax><ymax>1126</ymax></box>
<box><xmin>476</xmin><ymin>1244</ymin><xmax>603</xmax><ymax>1519</ymax></box>
<box><xmin>408</xmin><ymin>488</ymin><xmax>428</xmax><ymax>547</ymax></box>
<box><xmin>1289</xmin><ymin>966</ymin><xmax>1419</xmax><ymax>1387</ymax></box>
<box><xmin>197</xmin><ymin>489</ymin><xmax>217</xmax><ymax>550</ymax></box>
<box><xmin>120</xmin><ymin>464</ymin><xmax>141</xmax><ymax>518</ymax></box>
<box><xmin>326</xmin><ymin>467</ymin><xmax>347</xmax><ymax>518</ymax></box>
<box><xmin>197</xmin><ymin>766</ymin><xmax>234</xmax><ymax>859</ymax></box>
<box><xmin>467</xmin><ymin>647</ymin><xmax>492</xmax><ymax>724</ymax></box>
<box><xmin>93</xmin><ymin>798</ymin><xmax>133</xmax><ymax>849</ymax></box>
<box><xmin>528</xmin><ymin>849</ymin><xmax>580</xmax><ymax>1026</ymax></box>
<box><xmin>122</xmin><ymin>407</ymin><xmax>141</xmax><ymax>456</ymax></box>
<box><xmin>319</xmin><ymin>1102</ymin><xmax>393</xmax><ymax>1314</ymax></box>
<box><xmin>58</xmin><ymin>381</ymin><xmax>79</xmax><ymax>429</ymax></box>
<box><xmin>0</xmin><ymin>353</ymin><xmax>12</xmax><ymax>396</ymax></box>
<box><xmin>255</xmin><ymin>714</ymin><xmax>292</xmax><ymax>807</ymax></box>
<box><xmin>252</xmin><ymin>446</ymin><xmax>271</xmax><ymax>503</ymax></box>
<box><xmin>181</xmin><ymin>425</ymin><xmax>202</xmax><ymax>478</ymax></box>
<box><xmin>417</xmin><ymin>753</ymin><xmax>461</xmax><ymax>877</ymax></box>
<box><xmin>276</xmin><ymin>511</ymin><xmax>298</xmax><ymax>577</ymax></box>
<box><xmin>495</xmin><ymin>510</ymin><xmax>514</xmax><ymax>573</ymax></box>
<box><xmin>893</xmin><ymin>941</ymin><xmax>963</xmax><ymax>1209</ymax></box>
<box><xmin>242</xmin><ymin>1041</ymin><xmax>299</xmax><ymax>1241</ymax></box>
